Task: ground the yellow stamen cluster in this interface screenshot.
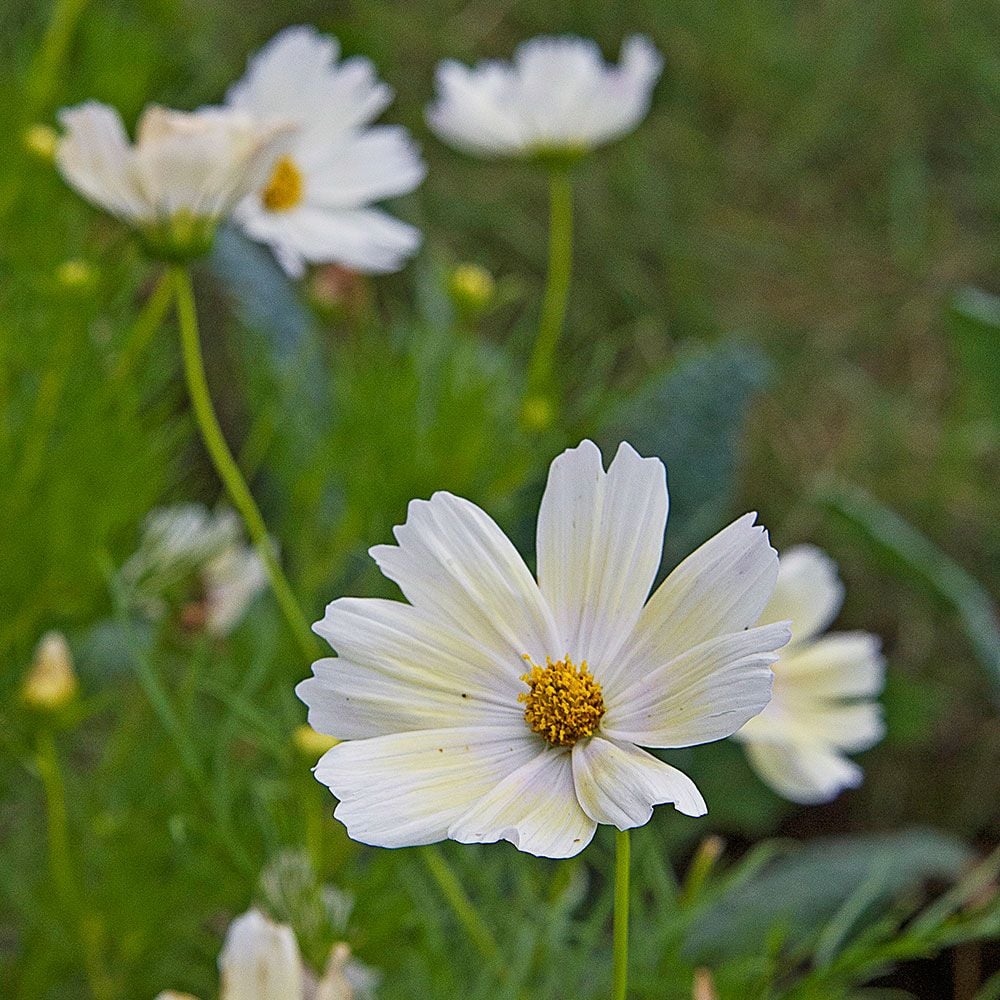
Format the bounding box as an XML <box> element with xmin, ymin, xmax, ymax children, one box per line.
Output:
<box><xmin>261</xmin><ymin>155</ymin><xmax>304</xmax><ymax>212</ymax></box>
<box><xmin>518</xmin><ymin>655</ymin><xmax>605</xmax><ymax>747</ymax></box>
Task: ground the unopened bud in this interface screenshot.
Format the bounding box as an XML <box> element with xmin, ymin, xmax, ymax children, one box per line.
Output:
<box><xmin>24</xmin><ymin>124</ymin><xmax>58</xmax><ymax>163</ymax></box>
<box><xmin>448</xmin><ymin>263</ymin><xmax>495</xmax><ymax>320</ymax></box>
<box><xmin>22</xmin><ymin>632</ymin><xmax>78</xmax><ymax>711</ymax></box>
<box><xmin>520</xmin><ymin>394</ymin><xmax>555</xmax><ymax>433</ymax></box>
<box><xmin>56</xmin><ymin>258</ymin><xmax>97</xmax><ymax>292</ymax></box>
<box><xmin>309</xmin><ymin>264</ymin><xmax>369</xmax><ymax>322</ymax></box>
<box><xmin>293</xmin><ymin>723</ymin><xmax>338</xmax><ymax>759</ymax></box>
<box><xmin>692</xmin><ymin>968</ymin><xmax>718</xmax><ymax>1000</ymax></box>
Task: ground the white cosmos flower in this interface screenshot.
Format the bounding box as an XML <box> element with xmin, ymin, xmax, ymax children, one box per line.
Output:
<box><xmin>297</xmin><ymin>440</ymin><xmax>791</xmax><ymax>859</ymax></box>
<box><xmin>734</xmin><ymin>545</ymin><xmax>886</xmax><ymax>804</ymax></box>
<box><xmin>155</xmin><ymin>908</ymin><xmax>365</xmax><ymax>1000</ymax></box>
<box><xmin>56</xmin><ymin>102</ymin><xmax>292</xmax><ymax>258</ymax></box>
<box><xmin>226</xmin><ymin>26</ymin><xmax>426</xmax><ymax>278</ymax></box>
<box><xmin>426</xmin><ymin>35</ymin><xmax>664</xmax><ymax>160</ymax></box>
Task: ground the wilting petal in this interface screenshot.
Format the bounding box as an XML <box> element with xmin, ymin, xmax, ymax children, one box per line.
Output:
<box><xmin>536</xmin><ymin>440</ymin><xmax>668</xmax><ymax>671</ymax></box>
<box><xmin>602</xmin><ymin>622</ymin><xmax>789</xmax><ymax>748</ymax></box>
<box><xmin>316</xmin><ymin>727</ymin><xmax>537</xmax><ymax>848</ymax></box>
<box><xmin>762</xmin><ymin>544</ymin><xmax>845</xmax><ymax>644</ymax></box>
<box><xmin>449</xmin><ymin>747</ymin><xmax>597</xmax><ymax>858</ymax></box>
<box><xmin>572</xmin><ymin>736</ymin><xmax>705</xmax><ymax>827</ymax></box>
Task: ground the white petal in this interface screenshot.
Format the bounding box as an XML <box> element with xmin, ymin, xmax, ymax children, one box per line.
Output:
<box><xmin>449</xmin><ymin>748</ymin><xmax>596</xmax><ymax>858</ymax></box>
<box><xmin>762</xmin><ymin>544</ymin><xmax>845</xmax><ymax>644</ymax></box>
<box><xmin>743</xmin><ymin>740</ymin><xmax>864</xmax><ymax>804</ymax></box>
<box><xmin>602</xmin><ymin>622</ymin><xmax>790</xmax><ymax>748</ymax></box>
<box><xmin>777</xmin><ymin>632</ymin><xmax>885</xmax><ymax>699</ymax></box>
<box><xmin>370</xmin><ymin>491</ymin><xmax>561</xmax><ymax>672</ymax></box>
<box><xmin>315</xmin><ymin>727</ymin><xmax>537</xmax><ymax>849</ymax></box>
<box><xmin>306</xmin><ymin>126</ymin><xmax>426</xmax><ymax>208</ymax></box>
<box><xmin>572</xmin><ymin>737</ymin><xmax>705</xmax><ymax>828</ymax></box>
<box><xmin>218</xmin><ymin>909</ymin><xmax>303</xmax><ymax>1000</ymax></box>
<box><xmin>56</xmin><ymin>102</ymin><xmax>147</xmax><ymax>220</ymax></box>
<box><xmin>536</xmin><ymin>441</ymin><xmax>668</xmax><ymax>672</ymax></box>
<box><xmin>606</xmin><ymin>513</ymin><xmax>779</xmax><ymax>690</ymax></box>
<box><xmin>239</xmin><ymin>204</ymin><xmax>420</xmax><ymax>274</ymax></box>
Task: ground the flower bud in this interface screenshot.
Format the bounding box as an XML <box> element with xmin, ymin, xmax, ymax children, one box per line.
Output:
<box><xmin>56</xmin><ymin>258</ymin><xmax>97</xmax><ymax>292</ymax></box>
<box><xmin>22</xmin><ymin>632</ymin><xmax>78</xmax><ymax>711</ymax></box>
<box><xmin>293</xmin><ymin>724</ymin><xmax>338</xmax><ymax>759</ymax></box>
<box><xmin>692</xmin><ymin>968</ymin><xmax>719</xmax><ymax>1000</ymax></box>
<box><xmin>520</xmin><ymin>393</ymin><xmax>555</xmax><ymax>433</ymax></box>
<box><xmin>24</xmin><ymin>124</ymin><xmax>58</xmax><ymax>163</ymax></box>
<box><xmin>448</xmin><ymin>263</ymin><xmax>495</xmax><ymax>321</ymax></box>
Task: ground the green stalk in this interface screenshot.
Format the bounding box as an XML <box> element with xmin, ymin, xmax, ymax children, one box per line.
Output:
<box><xmin>612</xmin><ymin>828</ymin><xmax>631</xmax><ymax>1000</ymax></box>
<box><xmin>172</xmin><ymin>265</ymin><xmax>319</xmax><ymax>663</ymax></box>
<box><xmin>525</xmin><ymin>166</ymin><xmax>574</xmax><ymax>405</ymax></box>
<box><xmin>114</xmin><ymin>270</ymin><xmax>174</xmax><ymax>382</ymax></box>
<box><xmin>28</xmin><ymin>0</ymin><xmax>92</xmax><ymax>112</ymax></box>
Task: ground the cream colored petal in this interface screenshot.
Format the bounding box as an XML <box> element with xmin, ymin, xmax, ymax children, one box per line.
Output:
<box><xmin>315</xmin><ymin>727</ymin><xmax>537</xmax><ymax>849</ymax></box>
<box><xmin>536</xmin><ymin>441</ymin><xmax>668</xmax><ymax>673</ymax></box>
<box><xmin>762</xmin><ymin>544</ymin><xmax>845</xmax><ymax>644</ymax></box>
<box><xmin>155</xmin><ymin>993</ymin><xmax>202</xmax><ymax>1000</ymax></box>
<box><xmin>449</xmin><ymin>747</ymin><xmax>597</xmax><ymax>858</ymax></box>
<box><xmin>572</xmin><ymin>737</ymin><xmax>705</xmax><ymax>827</ymax></box>
<box><xmin>605</xmin><ymin>513</ymin><xmax>779</xmax><ymax>692</ymax></box>
<box><xmin>370</xmin><ymin>491</ymin><xmax>560</xmax><ymax>671</ymax></box>
<box><xmin>777</xmin><ymin>632</ymin><xmax>885</xmax><ymax>699</ymax></box>
<box><xmin>218</xmin><ymin>909</ymin><xmax>303</xmax><ymax>1000</ymax></box>
<box><xmin>743</xmin><ymin>739</ymin><xmax>863</xmax><ymax>804</ymax></box>
<box><xmin>601</xmin><ymin>622</ymin><xmax>789</xmax><ymax>748</ymax></box>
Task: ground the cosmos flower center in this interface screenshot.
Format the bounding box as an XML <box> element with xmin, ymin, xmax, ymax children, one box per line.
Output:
<box><xmin>261</xmin><ymin>155</ymin><xmax>304</xmax><ymax>212</ymax></box>
<box><xmin>518</xmin><ymin>655</ymin><xmax>605</xmax><ymax>747</ymax></box>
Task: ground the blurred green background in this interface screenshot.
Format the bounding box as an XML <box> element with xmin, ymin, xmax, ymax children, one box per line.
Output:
<box><xmin>1</xmin><ymin>1</ymin><xmax>998</xmax><ymax>998</ymax></box>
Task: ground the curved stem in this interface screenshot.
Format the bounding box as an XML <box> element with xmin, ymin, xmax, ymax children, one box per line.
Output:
<box><xmin>526</xmin><ymin>166</ymin><xmax>574</xmax><ymax>401</ymax></box>
<box><xmin>612</xmin><ymin>828</ymin><xmax>631</xmax><ymax>1000</ymax></box>
<box><xmin>172</xmin><ymin>265</ymin><xmax>319</xmax><ymax>663</ymax></box>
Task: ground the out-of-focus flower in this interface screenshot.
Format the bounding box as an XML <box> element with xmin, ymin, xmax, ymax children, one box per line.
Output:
<box><xmin>22</xmin><ymin>631</ymin><xmax>78</xmax><ymax>711</ymax></box>
<box><xmin>55</xmin><ymin>258</ymin><xmax>97</xmax><ymax>292</ymax></box>
<box><xmin>155</xmin><ymin>908</ymin><xmax>372</xmax><ymax>1000</ymax></box>
<box><xmin>734</xmin><ymin>545</ymin><xmax>886</xmax><ymax>804</ymax></box>
<box><xmin>448</xmin><ymin>263</ymin><xmax>495</xmax><ymax>320</ymax></box>
<box><xmin>24</xmin><ymin>123</ymin><xmax>58</xmax><ymax>162</ymax></box>
<box><xmin>427</xmin><ymin>35</ymin><xmax>663</xmax><ymax>162</ymax></box>
<box><xmin>298</xmin><ymin>440</ymin><xmax>790</xmax><ymax>858</ymax></box>
<box><xmin>55</xmin><ymin>102</ymin><xmax>292</xmax><ymax>260</ymax></box>
<box><xmin>120</xmin><ymin>504</ymin><xmax>266</xmax><ymax>637</ymax></box>
<box><xmin>226</xmin><ymin>27</ymin><xmax>425</xmax><ymax>278</ymax></box>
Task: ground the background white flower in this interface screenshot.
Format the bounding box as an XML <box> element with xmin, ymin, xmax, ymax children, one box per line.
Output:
<box><xmin>56</xmin><ymin>102</ymin><xmax>290</xmax><ymax>241</ymax></box>
<box><xmin>734</xmin><ymin>545</ymin><xmax>887</xmax><ymax>803</ymax></box>
<box><xmin>298</xmin><ymin>440</ymin><xmax>790</xmax><ymax>858</ymax></box>
<box><xmin>226</xmin><ymin>26</ymin><xmax>426</xmax><ymax>277</ymax></box>
<box><xmin>426</xmin><ymin>35</ymin><xmax>664</xmax><ymax>159</ymax></box>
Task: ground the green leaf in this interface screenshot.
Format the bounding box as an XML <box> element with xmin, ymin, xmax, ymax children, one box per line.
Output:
<box><xmin>948</xmin><ymin>287</ymin><xmax>1000</xmax><ymax>419</ymax></box>
<box><xmin>600</xmin><ymin>340</ymin><xmax>771</xmax><ymax>563</ymax></box>
<box><xmin>818</xmin><ymin>481</ymin><xmax>1000</xmax><ymax>699</ymax></box>
<box><xmin>684</xmin><ymin>829</ymin><xmax>974</xmax><ymax>962</ymax></box>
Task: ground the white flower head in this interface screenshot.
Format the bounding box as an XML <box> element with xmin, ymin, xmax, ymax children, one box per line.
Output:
<box><xmin>427</xmin><ymin>35</ymin><xmax>664</xmax><ymax>161</ymax></box>
<box><xmin>297</xmin><ymin>441</ymin><xmax>791</xmax><ymax>859</ymax></box>
<box><xmin>120</xmin><ymin>503</ymin><xmax>266</xmax><ymax>637</ymax></box>
<box><xmin>226</xmin><ymin>26</ymin><xmax>426</xmax><ymax>278</ymax></box>
<box><xmin>56</xmin><ymin>102</ymin><xmax>293</xmax><ymax>260</ymax></box>
<box><xmin>734</xmin><ymin>545</ymin><xmax>887</xmax><ymax>804</ymax></box>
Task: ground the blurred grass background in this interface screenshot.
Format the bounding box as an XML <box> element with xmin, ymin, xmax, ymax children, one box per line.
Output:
<box><xmin>1</xmin><ymin>0</ymin><xmax>998</xmax><ymax>997</ymax></box>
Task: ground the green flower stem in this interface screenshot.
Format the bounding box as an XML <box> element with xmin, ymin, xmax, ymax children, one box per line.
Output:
<box><xmin>172</xmin><ymin>265</ymin><xmax>319</xmax><ymax>663</ymax></box>
<box><xmin>35</xmin><ymin>729</ymin><xmax>112</xmax><ymax>1000</ymax></box>
<box><xmin>526</xmin><ymin>166</ymin><xmax>574</xmax><ymax>404</ymax></box>
<box><xmin>612</xmin><ymin>828</ymin><xmax>631</xmax><ymax>1000</ymax></box>
<box><xmin>114</xmin><ymin>269</ymin><xmax>174</xmax><ymax>382</ymax></box>
<box><xmin>28</xmin><ymin>0</ymin><xmax>91</xmax><ymax>111</ymax></box>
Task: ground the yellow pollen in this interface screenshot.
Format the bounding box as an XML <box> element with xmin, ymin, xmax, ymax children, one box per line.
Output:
<box><xmin>518</xmin><ymin>655</ymin><xmax>605</xmax><ymax>747</ymax></box>
<box><xmin>261</xmin><ymin>156</ymin><xmax>304</xmax><ymax>212</ymax></box>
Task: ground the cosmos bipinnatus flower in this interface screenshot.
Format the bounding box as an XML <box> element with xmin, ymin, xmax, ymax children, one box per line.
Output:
<box><xmin>226</xmin><ymin>26</ymin><xmax>426</xmax><ymax>277</ymax></box>
<box><xmin>426</xmin><ymin>35</ymin><xmax>664</xmax><ymax>162</ymax></box>
<box><xmin>155</xmin><ymin>908</ymin><xmax>367</xmax><ymax>1000</ymax></box>
<box><xmin>298</xmin><ymin>440</ymin><xmax>791</xmax><ymax>859</ymax></box>
<box><xmin>55</xmin><ymin>102</ymin><xmax>293</xmax><ymax>260</ymax></box>
<box><xmin>733</xmin><ymin>545</ymin><xmax>886</xmax><ymax>803</ymax></box>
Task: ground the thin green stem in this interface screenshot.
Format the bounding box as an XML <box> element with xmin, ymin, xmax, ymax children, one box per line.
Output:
<box><xmin>28</xmin><ymin>0</ymin><xmax>92</xmax><ymax>112</ymax></box>
<box><xmin>526</xmin><ymin>166</ymin><xmax>574</xmax><ymax>403</ymax></box>
<box><xmin>172</xmin><ymin>265</ymin><xmax>319</xmax><ymax>663</ymax></box>
<box><xmin>114</xmin><ymin>270</ymin><xmax>174</xmax><ymax>382</ymax></box>
<box><xmin>612</xmin><ymin>828</ymin><xmax>631</xmax><ymax>1000</ymax></box>
<box><xmin>420</xmin><ymin>845</ymin><xmax>500</xmax><ymax>965</ymax></box>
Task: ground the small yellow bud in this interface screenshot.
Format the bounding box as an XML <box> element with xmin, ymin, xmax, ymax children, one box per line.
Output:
<box><xmin>56</xmin><ymin>258</ymin><xmax>97</xmax><ymax>292</ymax></box>
<box><xmin>520</xmin><ymin>394</ymin><xmax>555</xmax><ymax>433</ymax></box>
<box><xmin>293</xmin><ymin>723</ymin><xmax>338</xmax><ymax>758</ymax></box>
<box><xmin>22</xmin><ymin>632</ymin><xmax>78</xmax><ymax>711</ymax></box>
<box><xmin>24</xmin><ymin>124</ymin><xmax>58</xmax><ymax>163</ymax></box>
<box><xmin>448</xmin><ymin>263</ymin><xmax>495</xmax><ymax>319</ymax></box>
